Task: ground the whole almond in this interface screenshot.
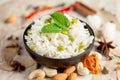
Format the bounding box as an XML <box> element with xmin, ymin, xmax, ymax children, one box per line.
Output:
<box><xmin>36</xmin><ymin>77</ymin><xmax>45</xmax><ymax>80</ymax></box>
<box><xmin>6</xmin><ymin>15</ymin><xmax>17</xmax><ymax>23</ymax></box>
<box><xmin>64</xmin><ymin>66</ymin><xmax>76</xmax><ymax>74</ymax></box>
<box><xmin>67</xmin><ymin>73</ymin><xmax>77</xmax><ymax>80</ymax></box>
<box><xmin>53</xmin><ymin>73</ymin><xmax>68</xmax><ymax>80</ymax></box>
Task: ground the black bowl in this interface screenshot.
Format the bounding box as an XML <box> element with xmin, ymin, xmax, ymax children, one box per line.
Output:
<box><xmin>23</xmin><ymin>20</ymin><xmax>95</xmax><ymax>68</ymax></box>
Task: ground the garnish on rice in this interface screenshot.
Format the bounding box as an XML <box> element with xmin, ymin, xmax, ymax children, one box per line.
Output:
<box><xmin>25</xmin><ymin>12</ymin><xmax>94</xmax><ymax>59</ymax></box>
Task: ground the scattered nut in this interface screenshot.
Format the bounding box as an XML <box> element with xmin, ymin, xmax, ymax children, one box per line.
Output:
<box><xmin>78</xmin><ymin>67</ymin><xmax>89</xmax><ymax>76</ymax></box>
<box><xmin>77</xmin><ymin>62</ymin><xmax>89</xmax><ymax>76</ymax></box>
<box><xmin>117</xmin><ymin>65</ymin><xmax>120</xmax><ymax>70</ymax></box>
<box><xmin>29</xmin><ymin>69</ymin><xmax>45</xmax><ymax>80</ymax></box>
<box><xmin>117</xmin><ymin>62</ymin><xmax>120</xmax><ymax>65</ymax></box>
<box><xmin>5</xmin><ymin>15</ymin><xmax>17</xmax><ymax>23</ymax></box>
<box><xmin>2</xmin><ymin>47</ymin><xmax>17</xmax><ymax>64</ymax></box>
<box><xmin>53</xmin><ymin>73</ymin><xmax>68</xmax><ymax>80</ymax></box>
<box><xmin>36</xmin><ymin>77</ymin><xmax>45</xmax><ymax>80</ymax></box>
<box><xmin>6</xmin><ymin>40</ymin><xmax>18</xmax><ymax>48</ymax></box>
<box><xmin>67</xmin><ymin>73</ymin><xmax>77</xmax><ymax>80</ymax></box>
<box><xmin>64</xmin><ymin>66</ymin><xmax>76</xmax><ymax>74</ymax></box>
<box><xmin>0</xmin><ymin>64</ymin><xmax>14</xmax><ymax>71</ymax></box>
<box><xmin>77</xmin><ymin>62</ymin><xmax>83</xmax><ymax>69</ymax></box>
<box><xmin>90</xmin><ymin>52</ymin><xmax>102</xmax><ymax>60</ymax></box>
<box><xmin>43</xmin><ymin>66</ymin><xmax>57</xmax><ymax>77</ymax></box>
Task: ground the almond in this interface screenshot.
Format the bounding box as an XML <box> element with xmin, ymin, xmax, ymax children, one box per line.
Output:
<box><xmin>36</xmin><ymin>77</ymin><xmax>45</xmax><ymax>80</ymax></box>
<box><xmin>117</xmin><ymin>62</ymin><xmax>120</xmax><ymax>65</ymax></box>
<box><xmin>6</xmin><ymin>15</ymin><xmax>17</xmax><ymax>23</ymax></box>
<box><xmin>117</xmin><ymin>65</ymin><xmax>120</xmax><ymax>70</ymax></box>
<box><xmin>64</xmin><ymin>66</ymin><xmax>76</xmax><ymax>74</ymax></box>
<box><xmin>67</xmin><ymin>73</ymin><xmax>77</xmax><ymax>80</ymax></box>
<box><xmin>53</xmin><ymin>73</ymin><xmax>68</xmax><ymax>80</ymax></box>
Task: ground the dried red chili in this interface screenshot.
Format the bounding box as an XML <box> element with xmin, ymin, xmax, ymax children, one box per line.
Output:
<box><xmin>58</xmin><ymin>4</ymin><xmax>76</xmax><ymax>13</ymax></box>
<box><xmin>26</xmin><ymin>7</ymin><xmax>52</xmax><ymax>19</ymax></box>
<box><xmin>26</xmin><ymin>4</ymin><xmax>65</xmax><ymax>19</ymax></box>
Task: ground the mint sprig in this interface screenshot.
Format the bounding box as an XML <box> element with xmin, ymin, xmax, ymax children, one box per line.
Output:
<box><xmin>41</xmin><ymin>12</ymin><xmax>70</xmax><ymax>33</ymax></box>
<box><xmin>41</xmin><ymin>23</ymin><xmax>62</xmax><ymax>33</ymax></box>
<box><xmin>51</xmin><ymin>12</ymin><xmax>70</xmax><ymax>30</ymax></box>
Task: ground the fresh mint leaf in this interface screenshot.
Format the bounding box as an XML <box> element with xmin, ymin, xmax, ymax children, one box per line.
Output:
<box><xmin>51</xmin><ymin>12</ymin><xmax>70</xmax><ymax>30</ymax></box>
<box><xmin>41</xmin><ymin>23</ymin><xmax>62</xmax><ymax>33</ymax></box>
<box><xmin>41</xmin><ymin>12</ymin><xmax>70</xmax><ymax>33</ymax></box>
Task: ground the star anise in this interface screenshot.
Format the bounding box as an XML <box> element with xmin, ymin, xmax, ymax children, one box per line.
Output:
<box><xmin>97</xmin><ymin>38</ymin><xmax>115</xmax><ymax>56</ymax></box>
<box><xmin>10</xmin><ymin>61</ymin><xmax>25</xmax><ymax>72</ymax></box>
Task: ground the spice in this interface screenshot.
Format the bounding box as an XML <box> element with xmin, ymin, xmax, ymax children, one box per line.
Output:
<box><xmin>58</xmin><ymin>4</ymin><xmax>75</xmax><ymax>13</ymax></box>
<box><xmin>101</xmin><ymin>66</ymin><xmax>109</xmax><ymax>74</ymax></box>
<box><xmin>10</xmin><ymin>61</ymin><xmax>25</xmax><ymax>72</ymax></box>
<box><xmin>26</xmin><ymin>4</ymin><xmax>33</xmax><ymax>10</ymax></box>
<box><xmin>106</xmin><ymin>56</ymin><xmax>113</xmax><ymax>61</ymax></box>
<box><xmin>26</xmin><ymin>4</ymin><xmax>65</xmax><ymax>19</ymax></box>
<box><xmin>74</xmin><ymin>2</ymin><xmax>96</xmax><ymax>16</ymax></box>
<box><xmin>26</xmin><ymin>7</ymin><xmax>52</xmax><ymax>19</ymax></box>
<box><xmin>33</xmin><ymin>6</ymin><xmax>40</xmax><ymax>10</ymax></box>
<box><xmin>7</xmin><ymin>35</ymin><xmax>13</xmax><ymax>40</ymax></box>
<box><xmin>15</xmin><ymin>37</ymin><xmax>19</xmax><ymax>40</ymax></box>
<box><xmin>83</xmin><ymin>55</ymin><xmax>101</xmax><ymax>74</ymax></box>
<box><xmin>97</xmin><ymin>38</ymin><xmax>115</xmax><ymax>56</ymax></box>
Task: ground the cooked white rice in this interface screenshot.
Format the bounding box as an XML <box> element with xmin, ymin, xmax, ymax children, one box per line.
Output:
<box><xmin>25</xmin><ymin>14</ymin><xmax>94</xmax><ymax>59</ymax></box>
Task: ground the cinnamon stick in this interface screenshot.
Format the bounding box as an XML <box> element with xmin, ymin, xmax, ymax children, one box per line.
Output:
<box><xmin>74</xmin><ymin>2</ymin><xmax>97</xmax><ymax>16</ymax></box>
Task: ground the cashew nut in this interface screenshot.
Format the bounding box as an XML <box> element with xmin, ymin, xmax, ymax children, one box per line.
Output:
<box><xmin>29</xmin><ymin>69</ymin><xmax>45</xmax><ymax>79</ymax></box>
<box><xmin>43</xmin><ymin>66</ymin><xmax>57</xmax><ymax>77</ymax></box>
<box><xmin>90</xmin><ymin>52</ymin><xmax>102</xmax><ymax>60</ymax></box>
<box><xmin>77</xmin><ymin>62</ymin><xmax>89</xmax><ymax>76</ymax></box>
<box><xmin>0</xmin><ymin>63</ymin><xmax>14</xmax><ymax>71</ymax></box>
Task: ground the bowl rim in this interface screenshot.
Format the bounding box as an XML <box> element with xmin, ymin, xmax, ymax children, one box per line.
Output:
<box><xmin>23</xmin><ymin>20</ymin><xmax>95</xmax><ymax>60</ymax></box>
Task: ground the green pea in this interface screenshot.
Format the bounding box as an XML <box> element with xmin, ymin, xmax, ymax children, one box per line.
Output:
<box><xmin>27</xmin><ymin>29</ymin><xmax>32</xmax><ymax>36</ymax></box>
<box><xmin>61</xmin><ymin>30</ymin><xmax>68</xmax><ymax>35</ymax></box>
<box><xmin>69</xmin><ymin>35</ymin><xmax>75</xmax><ymax>42</ymax></box>
<box><xmin>70</xmin><ymin>18</ymin><xmax>79</xmax><ymax>26</ymax></box>
<box><xmin>44</xmin><ymin>18</ymin><xmax>52</xmax><ymax>23</ymax></box>
<box><xmin>79</xmin><ymin>43</ymin><xmax>85</xmax><ymax>51</ymax></box>
<box><xmin>29</xmin><ymin>45</ymin><xmax>36</xmax><ymax>50</ymax></box>
<box><xmin>57</xmin><ymin>45</ymin><xmax>64</xmax><ymax>51</ymax></box>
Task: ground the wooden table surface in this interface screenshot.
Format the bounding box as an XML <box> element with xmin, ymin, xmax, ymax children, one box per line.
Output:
<box><xmin>0</xmin><ymin>0</ymin><xmax>120</xmax><ymax>80</ymax></box>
